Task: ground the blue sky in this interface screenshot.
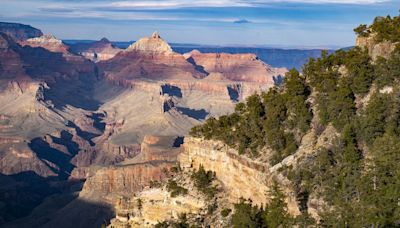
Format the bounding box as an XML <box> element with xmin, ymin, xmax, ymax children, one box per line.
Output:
<box><xmin>0</xmin><ymin>0</ymin><xmax>398</xmax><ymax>48</ymax></box>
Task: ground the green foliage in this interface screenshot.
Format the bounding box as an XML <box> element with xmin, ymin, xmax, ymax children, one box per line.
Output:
<box><xmin>136</xmin><ymin>198</ymin><xmax>143</xmax><ymax>211</ymax></box>
<box><xmin>155</xmin><ymin>213</ymin><xmax>195</xmax><ymax>228</ymax></box>
<box><xmin>262</xmin><ymin>182</ymin><xmax>292</xmax><ymax>228</ymax></box>
<box><xmin>371</xmin><ymin>15</ymin><xmax>400</xmax><ymax>42</ymax></box>
<box><xmin>150</xmin><ymin>180</ymin><xmax>162</xmax><ymax>188</ymax></box>
<box><xmin>343</xmin><ymin>47</ymin><xmax>374</xmax><ymax>95</ymax></box>
<box><xmin>231</xmin><ymin>183</ymin><xmax>298</xmax><ymax>227</ymax></box>
<box><xmin>191</xmin><ymin>12</ymin><xmax>400</xmax><ymax>226</ymax></box>
<box><xmin>190</xmin><ymin>69</ymin><xmax>310</xmax><ymax>165</ymax></box>
<box><xmin>191</xmin><ymin>165</ymin><xmax>217</xmax><ymax>198</ymax></box>
<box><xmin>353</xmin><ymin>13</ymin><xmax>400</xmax><ymax>43</ymax></box>
<box><xmin>357</xmin><ymin>92</ymin><xmax>393</xmax><ymax>145</ymax></box>
<box><xmin>354</xmin><ymin>24</ymin><xmax>369</xmax><ymax>37</ymax></box>
<box><xmin>374</xmin><ymin>47</ymin><xmax>400</xmax><ymax>88</ymax></box>
<box><xmin>167</xmin><ymin>180</ymin><xmax>188</xmax><ymax>197</ymax></box>
<box><xmin>231</xmin><ymin>199</ymin><xmax>264</xmax><ymax>228</ymax></box>
<box><xmin>360</xmin><ymin>130</ymin><xmax>400</xmax><ymax>226</ymax></box>
<box><xmin>221</xmin><ymin>208</ymin><xmax>232</xmax><ymax>217</ymax></box>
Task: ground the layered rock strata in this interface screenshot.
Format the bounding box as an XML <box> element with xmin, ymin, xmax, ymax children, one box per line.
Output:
<box><xmin>178</xmin><ymin>137</ymin><xmax>301</xmax><ymax>215</ymax></box>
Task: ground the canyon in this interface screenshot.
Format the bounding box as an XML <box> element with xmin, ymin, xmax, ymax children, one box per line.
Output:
<box><xmin>0</xmin><ymin>22</ymin><xmax>289</xmax><ymax>227</ymax></box>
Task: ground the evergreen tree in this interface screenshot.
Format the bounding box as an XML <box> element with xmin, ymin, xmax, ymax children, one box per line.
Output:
<box><xmin>231</xmin><ymin>199</ymin><xmax>263</xmax><ymax>228</ymax></box>
<box><xmin>263</xmin><ymin>182</ymin><xmax>292</xmax><ymax>227</ymax></box>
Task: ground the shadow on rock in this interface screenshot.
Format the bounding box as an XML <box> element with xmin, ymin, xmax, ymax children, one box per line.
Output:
<box><xmin>0</xmin><ymin>171</ymin><xmax>83</xmax><ymax>226</ymax></box>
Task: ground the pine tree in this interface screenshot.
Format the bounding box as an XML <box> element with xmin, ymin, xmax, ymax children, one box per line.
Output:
<box><xmin>263</xmin><ymin>182</ymin><xmax>291</xmax><ymax>227</ymax></box>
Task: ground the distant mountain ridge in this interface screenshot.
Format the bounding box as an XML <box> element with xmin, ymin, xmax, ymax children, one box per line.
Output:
<box><xmin>0</xmin><ymin>21</ymin><xmax>335</xmax><ymax>70</ymax></box>
<box><xmin>64</xmin><ymin>40</ymin><xmax>336</xmax><ymax>70</ymax></box>
<box><xmin>0</xmin><ymin>22</ymin><xmax>43</xmax><ymax>41</ymax></box>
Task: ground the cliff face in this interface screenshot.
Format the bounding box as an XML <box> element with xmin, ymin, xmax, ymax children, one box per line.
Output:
<box><xmin>184</xmin><ymin>50</ymin><xmax>286</xmax><ymax>84</ymax></box>
<box><xmin>356</xmin><ymin>34</ymin><xmax>397</xmax><ymax>60</ymax></box>
<box><xmin>80</xmin><ymin>161</ymin><xmax>174</xmax><ymax>198</ymax></box>
<box><xmin>109</xmin><ymin>188</ymin><xmax>205</xmax><ymax>228</ymax></box>
<box><xmin>178</xmin><ymin>137</ymin><xmax>301</xmax><ymax>216</ymax></box>
<box><xmin>80</xmin><ymin>135</ymin><xmax>181</xmax><ymax>198</ymax></box>
<box><xmin>0</xmin><ymin>22</ymin><xmax>43</xmax><ymax>41</ymax></box>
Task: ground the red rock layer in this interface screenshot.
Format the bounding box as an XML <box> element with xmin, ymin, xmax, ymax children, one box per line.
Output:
<box><xmin>185</xmin><ymin>50</ymin><xmax>287</xmax><ymax>83</ymax></box>
<box><xmin>99</xmin><ymin>33</ymin><xmax>206</xmax><ymax>81</ymax></box>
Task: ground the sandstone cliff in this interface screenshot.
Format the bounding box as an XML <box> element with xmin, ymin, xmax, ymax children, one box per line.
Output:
<box><xmin>356</xmin><ymin>33</ymin><xmax>398</xmax><ymax>60</ymax></box>
<box><xmin>109</xmin><ymin>188</ymin><xmax>205</xmax><ymax>227</ymax></box>
<box><xmin>178</xmin><ymin>137</ymin><xmax>301</xmax><ymax>216</ymax></box>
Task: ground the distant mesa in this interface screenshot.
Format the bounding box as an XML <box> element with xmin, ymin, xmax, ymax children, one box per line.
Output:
<box><xmin>184</xmin><ymin>49</ymin><xmax>287</xmax><ymax>84</ymax></box>
<box><xmin>69</xmin><ymin>37</ymin><xmax>122</xmax><ymax>62</ymax></box>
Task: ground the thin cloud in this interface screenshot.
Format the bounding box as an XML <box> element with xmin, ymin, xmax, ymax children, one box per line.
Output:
<box><xmin>234</xmin><ymin>19</ymin><xmax>252</xmax><ymax>24</ymax></box>
<box><xmin>40</xmin><ymin>0</ymin><xmax>393</xmax><ymax>12</ymax></box>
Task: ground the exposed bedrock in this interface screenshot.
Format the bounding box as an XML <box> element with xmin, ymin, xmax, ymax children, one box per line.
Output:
<box><xmin>80</xmin><ymin>135</ymin><xmax>181</xmax><ymax>198</ymax></box>
<box><xmin>178</xmin><ymin>137</ymin><xmax>301</xmax><ymax>216</ymax></box>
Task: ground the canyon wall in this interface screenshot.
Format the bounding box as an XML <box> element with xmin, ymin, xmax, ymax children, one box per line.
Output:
<box><xmin>178</xmin><ymin>137</ymin><xmax>301</xmax><ymax>216</ymax></box>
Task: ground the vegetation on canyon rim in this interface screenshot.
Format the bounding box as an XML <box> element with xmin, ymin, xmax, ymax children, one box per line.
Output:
<box><xmin>190</xmin><ymin>13</ymin><xmax>400</xmax><ymax>227</ymax></box>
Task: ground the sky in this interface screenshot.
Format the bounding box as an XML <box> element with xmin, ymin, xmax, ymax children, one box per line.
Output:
<box><xmin>0</xmin><ymin>0</ymin><xmax>398</xmax><ymax>48</ymax></box>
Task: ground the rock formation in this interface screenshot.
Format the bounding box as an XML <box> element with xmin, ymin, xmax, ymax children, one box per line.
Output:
<box><xmin>100</xmin><ymin>32</ymin><xmax>286</xmax><ymax>103</ymax></box>
<box><xmin>126</xmin><ymin>32</ymin><xmax>173</xmax><ymax>54</ymax></box>
<box><xmin>109</xmin><ymin>188</ymin><xmax>205</xmax><ymax>227</ymax></box>
<box><xmin>356</xmin><ymin>34</ymin><xmax>398</xmax><ymax>60</ymax></box>
<box><xmin>69</xmin><ymin>38</ymin><xmax>122</xmax><ymax>62</ymax></box>
<box><xmin>81</xmin><ymin>135</ymin><xmax>180</xmax><ymax>198</ymax></box>
<box><xmin>184</xmin><ymin>49</ymin><xmax>287</xmax><ymax>83</ymax></box>
<box><xmin>100</xmin><ymin>33</ymin><xmax>206</xmax><ymax>81</ymax></box>
<box><xmin>179</xmin><ymin>137</ymin><xmax>301</xmax><ymax>215</ymax></box>
<box><xmin>21</xmin><ymin>34</ymin><xmax>70</xmax><ymax>54</ymax></box>
<box><xmin>0</xmin><ymin>22</ymin><xmax>43</xmax><ymax>41</ymax></box>
<box><xmin>0</xmin><ymin>28</ymin><xmax>288</xmax><ymax>227</ymax></box>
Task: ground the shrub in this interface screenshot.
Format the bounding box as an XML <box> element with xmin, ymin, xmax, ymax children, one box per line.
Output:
<box><xmin>167</xmin><ymin>180</ymin><xmax>188</xmax><ymax>197</ymax></box>
<box><xmin>221</xmin><ymin>208</ymin><xmax>232</xmax><ymax>217</ymax></box>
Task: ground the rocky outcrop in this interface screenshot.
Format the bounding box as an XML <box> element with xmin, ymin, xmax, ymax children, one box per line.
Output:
<box><xmin>0</xmin><ymin>22</ymin><xmax>43</xmax><ymax>41</ymax></box>
<box><xmin>126</xmin><ymin>32</ymin><xmax>173</xmax><ymax>54</ymax></box>
<box><xmin>178</xmin><ymin>137</ymin><xmax>301</xmax><ymax>216</ymax></box>
<box><xmin>22</xmin><ymin>34</ymin><xmax>70</xmax><ymax>54</ymax></box>
<box><xmin>80</xmin><ymin>135</ymin><xmax>181</xmax><ymax>198</ymax></box>
<box><xmin>70</xmin><ymin>38</ymin><xmax>121</xmax><ymax>62</ymax></box>
<box><xmin>80</xmin><ymin>161</ymin><xmax>174</xmax><ymax>198</ymax></box>
<box><xmin>356</xmin><ymin>34</ymin><xmax>397</xmax><ymax>60</ymax></box>
<box><xmin>109</xmin><ymin>188</ymin><xmax>205</xmax><ymax>228</ymax></box>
